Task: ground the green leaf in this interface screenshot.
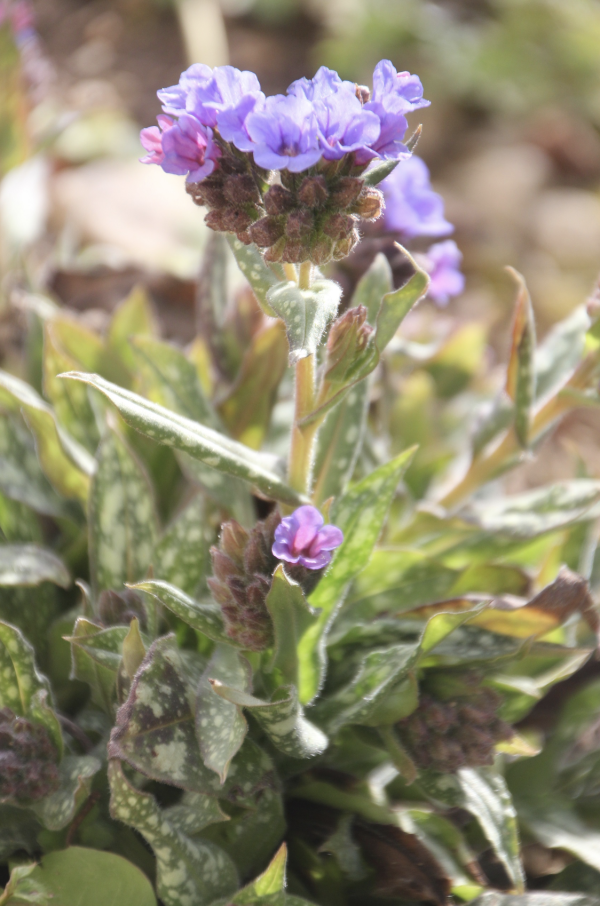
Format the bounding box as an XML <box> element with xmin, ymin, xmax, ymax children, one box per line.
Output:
<box><xmin>68</xmin><ymin>618</ymin><xmax>128</xmax><ymax>712</ymax></box>
<box><xmin>463</xmin><ymin>480</ymin><xmax>600</xmax><ymax>539</ymax></box>
<box><xmin>219</xmin><ymin>321</ymin><xmax>288</xmax><ymax>449</ymax></box>
<box><xmin>163</xmin><ymin>791</ymin><xmax>229</xmax><ymax>837</ymax></box>
<box><xmin>363</xmin><ymin>158</ymin><xmax>401</xmax><ymax>186</ymax></box>
<box><xmin>31</xmin><ymin>754</ymin><xmax>101</xmax><ymax>831</ymax></box>
<box><xmin>0</xmin><ymin>414</ymin><xmax>69</xmax><ymax>518</ymax></box>
<box><xmin>109</xmin><ymin>759</ymin><xmax>237</xmax><ymax>906</ymax></box>
<box><xmin>0</xmin><ymin>621</ymin><xmax>62</xmax><ymax>753</ymax></box>
<box><xmin>152</xmin><ymin>495</ymin><xmax>210</xmax><ymax>597</ymax></box>
<box><xmin>312</xmin><ymin>381</ymin><xmax>369</xmax><ymax>505</ymax></box>
<box><xmin>224</xmin><ymin>843</ymin><xmax>288</xmax><ymax>905</ymax></box>
<box><xmin>351</xmin><ymin>253</ymin><xmax>393</xmax><ymax>322</ymax></box>
<box><xmin>132</xmin><ymin>580</ymin><xmax>232</xmax><ymax>645</ymax></box>
<box><xmin>266</xmin><ymin>278</ymin><xmax>341</xmax><ymax>361</ymax></box>
<box><xmin>89</xmin><ymin>426</ymin><xmax>157</xmax><ymax>593</ymax></box>
<box><xmin>457</xmin><ymin>767</ymin><xmax>524</xmax><ymax>892</ymax></box>
<box><xmin>313</xmin><ymin>643</ymin><xmax>420</xmax><ymax>733</ymax></box>
<box><xmin>0</xmin><ymin>544</ymin><xmax>70</xmax><ymax>588</ymax></box>
<box><xmin>108</xmin><ymin>635</ymin><xmax>221</xmax><ymax>793</ymax></box>
<box><xmin>0</xmin><ymin>863</ymin><xmax>48</xmax><ymax>905</ymax></box>
<box><xmin>196</xmin><ymin>645</ymin><xmax>250</xmax><ymax>782</ymax></box>
<box><xmin>108</xmin><ymin>285</ymin><xmax>157</xmax><ymax>372</ymax></box>
<box><xmin>374</xmin><ymin>251</ymin><xmax>429</xmax><ymax>352</ymax></box>
<box><xmin>43</xmin><ymin>323</ymin><xmax>100</xmax><ymax>451</ymax></box>
<box><xmin>131</xmin><ymin>334</ymin><xmax>253</xmax><ymax>523</ymax></box>
<box><xmin>211</xmin><ymin>681</ymin><xmax>328</xmax><ymax>759</ymax></box>
<box><xmin>26</xmin><ymin>846</ymin><xmax>156</xmax><ymax>906</ymax></box>
<box><xmin>0</xmin><ymin>370</ymin><xmax>93</xmax><ymax>502</ymax></box>
<box><xmin>60</xmin><ymin>372</ymin><xmax>305</xmax><ymax>507</ymax></box>
<box><xmin>535</xmin><ymin>305</ymin><xmax>590</xmax><ymax>402</ymax></box>
<box><xmin>298</xmin><ymin>447</ymin><xmax>416</xmax><ymax>704</ymax></box>
<box><xmin>227</xmin><ymin>235</ymin><xmax>281</xmax><ymax>317</ymax></box>
<box><xmin>264</xmin><ymin>565</ymin><xmax>315</xmax><ymax>688</ymax></box>
<box><xmin>505</xmin><ymin>268</ymin><xmax>536</xmax><ymax>448</ymax></box>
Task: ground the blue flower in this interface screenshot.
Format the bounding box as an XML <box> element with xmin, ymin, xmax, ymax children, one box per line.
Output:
<box><xmin>361</xmin><ymin>60</ymin><xmax>429</xmax><ymax>162</ymax></box>
<box><xmin>420</xmin><ymin>240</ymin><xmax>465</xmax><ymax>306</ymax></box>
<box><xmin>381</xmin><ymin>156</ymin><xmax>453</xmax><ymax>238</ymax></box>
<box><xmin>245</xmin><ymin>93</ymin><xmax>322</xmax><ymax>172</ymax></box>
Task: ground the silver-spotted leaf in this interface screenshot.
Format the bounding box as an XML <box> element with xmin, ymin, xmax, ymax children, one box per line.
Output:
<box><xmin>152</xmin><ymin>495</ymin><xmax>210</xmax><ymax>597</ymax></box>
<box><xmin>0</xmin><ymin>413</ymin><xmax>69</xmax><ymax>518</ymax></box>
<box><xmin>266</xmin><ymin>279</ymin><xmax>341</xmax><ymax>362</ymax></box>
<box><xmin>131</xmin><ymin>580</ymin><xmax>232</xmax><ymax>645</ymax></box>
<box><xmin>31</xmin><ymin>755</ymin><xmax>101</xmax><ymax>831</ymax></box>
<box><xmin>68</xmin><ymin>618</ymin><xmax>128</xmax><ymax>713</ymax></box>
<box><xmin>0</xmin><ymin>544</ymin><xmax>70</xmax><ymax>588</ymax></box>
<box><xmin>196</xmin><ymin>645</ymin><xmax>251</xmax><ymax>782</ymax></box>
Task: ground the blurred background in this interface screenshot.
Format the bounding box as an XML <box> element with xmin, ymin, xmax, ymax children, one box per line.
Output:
<box><xmin>2</xmin><ymin>0</ymin><xmax>600</xmax><ymax>490</ymax></box>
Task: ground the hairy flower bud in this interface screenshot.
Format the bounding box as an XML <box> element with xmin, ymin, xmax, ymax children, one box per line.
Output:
<box><xmin>250</xmin><ymin>215</ymin><xmax>285</xmax><ymax>248</ymax></box>
<box><xmin>298</xmin><ymin>175</ymin><xmax>329</xmax><ymax>208</ymax></box>
<box><xmin>220</xmin><ymin>208</ymin><xmax>254</xmax><ymax>233</ymax></box>
<box><xmin>198</xmin><ymin>182</ymin><xmax>227</xmax><ymax>208</ymax></box>
<box><xmin>323</xmin><ymin>213</ymin><xmax>356</xmax><ymax>241</ymax></box>
<box><xmin>352</xmin><ymin>187</ymin><xmax>384</xmax><ymax>221</ymax></box>
<box><xmin>281</xmin><ymin>239</ymin><xmax>311</xmax><ymax>263</ymax></box>
<box><xmin>329</xmin><ymin>177</ymin><xmax>363</xmax><ymax>209</ymax></box>
<box><xmin>325</xmin><ymin>306</ymin><xmax>374</xmax><ymax>383</ymax></box>
<box><xmin>285</xmin><ymin>209</ymin><xmax>314</xmax><ymax>239</ymax></box>
<box><xmin>264</xmin><ymin>184</ymin><xmax>295</xmax><ymax>215</ymax></box>
<box><xmin>0</xmin><ymin>709</ymin><xmax>60</xmax><ymax>802</ymax></box>
<box><xmin>310</xmin><ymin>236</ymin><xmax>335</xmax><ymax>266</ymax></box>
<box><xmin>223</xmin><ymin>174</ymin><xmax>261</xmax><ymax>206</ymax></box>
<box><xmin>396</xmin><ymin>684</ymin><xmax>513</xmax><ymax>774</ymax></box>
<box><xmin>208</xmin><ymin>512</ymin><xmax>281</xmax><ymax>650</ymax></box>
<box><xmin>333</xmin><ymin>229</ymin><xmax>359</xmax><ymax>260</ymax></box>
<box><xmin>263</xmin><ymin>237</ymin><xmax>286</xmax><ymax>262</ymax></box>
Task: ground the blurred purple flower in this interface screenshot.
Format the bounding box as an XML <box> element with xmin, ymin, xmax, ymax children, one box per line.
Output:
<box><xmin>245</xmin><ymin>93</ymin><xmax>322</xmax><ymax>172</ymax></box>
<box><xmin>157</xmin><ymin>63</ymin><xmax>213</xmax><ymax>117</ymax></box>
<box><xmin>143</xmin><ymin>114</ymin><xmax>220</xmax><ymax>183</ymax></box>
<box><xmin>381</xmin><ymin>156</ymin><xmax>453</xmax><ymax>238</ymax></box>
<box><xmin>420</xmin><ymin>240</ymin><xmax>465</xmax><ymax>306</ymax></box>
<box><xmin>272</xmin><ymin>506</ymin><xmax>343</xmax><ymax>570</ymax></box>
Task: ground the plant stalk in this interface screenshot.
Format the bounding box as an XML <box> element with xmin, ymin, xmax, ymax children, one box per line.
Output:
<box><xmin>288</xmin><ymin>352</ymin><xmax>318</xmax><ymax>497</ymax></box>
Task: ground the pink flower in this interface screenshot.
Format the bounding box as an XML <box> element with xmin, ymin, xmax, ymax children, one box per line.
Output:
<box><xmin>139</xmin><ymin>115</ymin><xmax>173</xmax><ymax>165</ymax></box>
<box><xmin>272</xmin><ymin>505</ymin><xmax>343</xmax><ymax>571</ymax></box>
<box><xmin>140</xmin><ymin>114</ymin><xmax>220</xmax><ymax>183</ymax></box>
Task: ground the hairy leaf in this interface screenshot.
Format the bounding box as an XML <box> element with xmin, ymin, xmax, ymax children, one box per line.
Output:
<box><xmin>152</xmin><ymin>495</ymin><xmax>210</xmax><ymax>597</ymax></box>
<box><xmin>132</xmin><ymin>580</ymin><xmax>232</xmax><ymax>645</ymax></box>
<box><xmin>196</xmin><ymin>645</ymin><xmax>250</xmax><ymax>782</ymax></box>
<box><xmin>31</xmin><ymin>755</ymin><xmax>101</xmax><ymax>831</ymax></box>
<box><xmin>68</xmin><ymin>618</ymin><xmax>128</xmax><ymax>713</ymax></box>
<box><xmin>266</xmin><ymin>279</ymin><xmax>341</xmax><ymax>362</ymax></box>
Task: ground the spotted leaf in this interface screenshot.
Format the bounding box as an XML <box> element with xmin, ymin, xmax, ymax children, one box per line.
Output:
<box><xmin>0</xmin><ymin>544</ymin><xmax>70</xmax><ymax>589</ymax></box>
<box><xmin>0</xmin><ymin>413</ymin><xmax>69</xmax><ymax>518</ymax></box>
<box><xmin>152</xmin><ymin>495</ymin><xmax>210</xmax><ymax>597</ymax></box>
<box><xmin>68</xmin><ymin>618</ymin><xmax>128</xmax><ymax>713</ymax></box>
<box><xmin>131</xmin><ymin>580</ymin><xmax>233</xmax><ymax>645</ymax></box>
<box><xmin>196</xmin><ymin>645</ymin><xmax>251</xmax><ymax>782</ymax></box>
<box><xmin>31</xmin><ymin>754</ymin><xmax>101</xmax><ymax>831</ymax></box>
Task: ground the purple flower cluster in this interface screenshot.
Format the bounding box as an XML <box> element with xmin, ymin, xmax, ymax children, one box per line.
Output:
<box><xmin>272</xmin><ymin>505</ymin><xmax>343</xmax><ymax>571</ymax></box>
<box><xmin>380</xmin><ymin>156</ymin><xmax>453</xmax><ymax>238</ymax></box>
<box><xmin>419</xmin><ymin>240</ymin><xmax>465</xmax><ymax>306</ymax></box>
<box><xmin>141</xmin><ymin>60</ymin><xmax>428</xmax><ymax>182</ymax></box>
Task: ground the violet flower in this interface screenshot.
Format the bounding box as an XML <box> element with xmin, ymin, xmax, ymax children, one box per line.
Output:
<box><xmin>157</xmin><ymin>63</ymin><xmax>213</xmax><ymax>117</ymax></box>
<box><xmin>139</xmin><ymin>114</ymin><xmax>174</xmax><ymax>166</ymax></box>
<box><xmin>245</xmin><ymin>93</ymin><xmax>322</xmax><ymax>172</ymax></box>
<box><xmin>420</xmin><ymin>240</ymin><xmax>465</xmax><ymax>306</ymax></box>
<box><xmin>272</xmin><ymin>506</ymin><xmax>344</xmax><ymax>570</ymax></box>
<box><xmin>288</xmin><ymin>66</ymin><xmax>355</xmax><ymax>102</ymax></box>
<box><xmin>315</xmin><ymin>88</ymin><xmax>381</xmax><ymax>161</ymax></box>
<box><xmin>159</xmin><ymin>114</ymin><xmax>220</xmax><ymax>183</ymax></box>
<box><xmin>381</xmin><ymin>156</ymin><xmax>453</xmax><ymax>238</ymax></box>
<box><xmin>360</xmin><ymin>60</ymin><xmax>429</xmax><ymax>163</ymax></box>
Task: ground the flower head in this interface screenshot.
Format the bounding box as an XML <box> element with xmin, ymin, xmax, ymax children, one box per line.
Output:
<box><xmin>155</xmin><ymin>114</ymin><xmax>220</xmax><ymax>182</ymax></box>
<box><xmin>272</xmin><ymin>505</ymin><xmax>343</xmax><ymax>570</ymax></box>
<box><xmin>360</xmin><ymin>60</ymin><xmax>429</xmax><ymax>163</ymax></box>
<box><xmin>420</xmin><ymin>240</ymin><xmax>465</xmax><ymax>306</ymax></box>
<box><xmin>288</xmin><ymin>65</ymin><xmax>355</xmax><ymax>102</ymax></box>
<box><xmin>245</xmin><ymin>93</ymin><xmax>322</xmax><ymax>172</ymax></box>
<box><xmin>381</xmin><ymin>156</ymin><xmax>453</xmax><ymax>238</ymax></box>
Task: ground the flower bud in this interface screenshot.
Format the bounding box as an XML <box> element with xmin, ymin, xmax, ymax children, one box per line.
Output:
<box><xmin>200</xmin><ymin>183</ymin><xmax>228</xmax><ymax>208</ymax></box>
<box><xmin>281</xmin><ymin>239</ymin><xmax>311</xmax><ymax>263</ymax></box>
<box><xmin>310</xmin><ymin>236</ymin><xmax>335</xmax><ymax>266</ymax></box>
<box><xmin>264</xmin><ymin>237</ymin><xmax>286</xmax><ymax>262</ymax></box>
<box><xmin>323</xmin><ymin>213</ymin><xmax>355</xmax><ymax>240</ymax></box>
<box><xmin>249</xmin><ymin>215</ymin><xmax>285</xmax><ymax>247</ymax></box>
<box><xmin>205</xmin><ymin>209</ymin><xmax>229</xmax><ymax>232</ymax></box>
<box><xmin>329</xmin><ymin>177</ymin><xmax>363</xmax><ymax>209</ymax></box>
<box><xmin>0</xmin><ymin>708</ymin><xmax>60</xmax><ymax>802</ymax></box>
<box><xmin>285</xmin><ymin>209</ymin><xmax>314</xmax><ymax>239</ymax></box>
<box><xmin>298</xmin><ymin>175</ymin><xmax>329</xmax><ymax>208</ymax></box>
<box><xmin>325</xmin><ymin>306</ymin><xmax>374</xmax><ymax>383</ymax></box>
<box><xmin>220</xmin><ymin>208</ymin><xmax>254</xmax><ymax>233</ymax></box>
<box><xmin>264</xmin><ymin>184</ymin><xmax>295</xmax><ymax>215</ymax></box>
<box><xmin>352</xmin><ymin>187</ymin><xmax>384</xmax><ymax>221</ymax></box>
<box><xmin>333</xmin><ymin>229</ymin><xmax>360</xmax><ymax>260</ymax></box>
<box><xmin>223</xmin><ymin>174</ymin><xmax>261</xmax><ymax>206</ymax></box>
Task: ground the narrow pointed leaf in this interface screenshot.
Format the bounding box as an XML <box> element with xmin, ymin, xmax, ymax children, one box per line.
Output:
<box><xmin>264</xmin><ymin>566</ymin><xmax>316</xmax><ymax>688</ymax></box>
<box><xmin>89</xmin><ymin>426</ymin><xmax>157</xmax><ymax>593</ymax></box>
<box><xmin>43</xmin><ymin>323</ymin><xmax>99</xmax><ymax>451</ymax></box>
<box><xmin>505</xmin><ymin>268</ymin><xmax>536</xmax><ymax>448</ymax></box>
<box><xmin>152</xmin><ymin>495</ymin><xmax>210</xmax><ymax>596</ymax></box>
<box><xmin>0</xmin><ymin>413</ymin><xmax>70</xmax><ymax>517</ymax></box>
<box><xmin>109</xmin><ymin>759</ymin><xmax>238</xmax><ymax>906</ymax></box>
<box><xmin>108</xmin><ymin>285</ymin><xmax>157</xmax><ymax>373</ymax></box>
<box><xmin>60</xmin><ymin>373</ymin><xmax>305</xmax><ymax>507</ymax></box>
<box><xmin>211</xmin><ymin>681</ymin><xmax>328</xmax><ymax>759</ymax></box>
<box><xmin>196</xmin><ymin>645</ymin><xmax>250</xmax><ymax>782</ymax></box>
<box><xmin>131</xmin><ymin>579</ymin><xmax>233</xmax><ymax>644</ymax></box>
<box><xmin>227</xmin><ymin>235</ymin><xmax>281</xmax><ymax>317</ymax></box>
<box><xmin>363</xmin><ymin>158</ymin><xmax>401</xmax><ymax>186</ymax></box>
<box><xmin>351</xmin><ymin>252</ymin><xmax>393</xmax><ymax>322</ymax></box>
<box><xmin>0</xmin><ymin>370</ymin><xmax>93</xmax><ymax>502</ymax></box>
<box><xmin>0</xmin><ymin>544</ymin><xmax>70</xmax><ymax>588</ymax></box>
<box><xmin>312</xmin><ymin>381</ymin><xmax>369</xmax><ymax>505</ymax></box>
<box><xmin>298</xmin><ymin>446</ymin><xmax>416</xmax><ymax>703</ymax></box>
<box><xmin>374</xmin><ymin>249</ymin><xmax>430</xmax><ymax>351</ymax></box>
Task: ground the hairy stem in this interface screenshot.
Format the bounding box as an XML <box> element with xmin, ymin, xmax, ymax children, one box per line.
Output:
<box><xmin>298</xmin><ymin>261</ymin><xmax>312</xmax><ymax>290</ymax></box>
<box><xmin>288</xmin><ymin>353</ymin><xmax>318</xmax><ymax>497</ymax></box>
<box><xmin>283</xmin><ymin>263</ymin><xmax>297</xmax><ymax>282</ymax></box>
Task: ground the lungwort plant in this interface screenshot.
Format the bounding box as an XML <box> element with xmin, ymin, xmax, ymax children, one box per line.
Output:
<box><xmin>2</xmin><ymin>57</ymin><xmax>600</xmax><ymax>906</ymax></box>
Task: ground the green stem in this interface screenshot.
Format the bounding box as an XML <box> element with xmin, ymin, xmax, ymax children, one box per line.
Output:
<box><xmin>288</xmin><ymin>353</ymin><xmax>318</xmax><ymax>498</ymax></box>
<box><xmin>283</xmin><ymin>263</ymin><xmax>297</xmax><ymax>283</ymax></box>
<box><xmin>298</xmin><ymin>261</ymin><xmax>312</xmax><ymax>290</ymax></box>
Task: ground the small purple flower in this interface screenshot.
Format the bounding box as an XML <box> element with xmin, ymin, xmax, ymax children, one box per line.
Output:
<box><xmin>359</xmin><ymin>60</ymin><xmax>429</xmax><ymax>163</ymax></box>
<box><xmin>419</xmin><ymin>240</ymin><xmax>465</xmax><ymax>306</ymax></box>
<box><xmin>288</xmin><ymin>65</ymin><xmax>355</xmax><ymax>102</ymax></box>
<box><xmin>245</xmin><ymin>93</ymin><xmax>322</xmax><ymax>173</ymax></box>
<box><xmin>157</xmin><ymin>63</ymin><xmax>213</xmax><ymax>117</ymax></box>
<box><xmin>315</xmin><ymin>88</ymin><xmax>381</xmax><ymax>161</ymax></box>
<box><xmin>159</xmin><ymin>114</ymin><xmax>220</xmax><ymax>183</ymax></box>
<box><xmin>272</xmin><ymin>506</ymin><xmax>344</xmax><ymax>571</ymax></box>
<box><xmin>139</xmin><ymin>114</ymin><xmax>174</xmax><ymax>165</ymax></box>
<box><xmin>380</xmin><ymin>156</ymin><xmax>453</xmax><ymax>238</ymax></box>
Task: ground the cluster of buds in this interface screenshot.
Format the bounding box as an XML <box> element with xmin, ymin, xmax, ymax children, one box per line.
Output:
<box><xmin>97</xmin><ymin>588</ymin><xmax>148</xmax><ymax>630</ymax></box>
<box><xmin>0</xmin><ymin>708</ymin><xmax>59</xmax><ymax>801</ymax></box>
<box><xmin>396</xmin><ymin>681</ymin><xmax>513</xmax><ymax>774</ymax></box>
<box><xmin>208</xmin><ymin>511</ymin><xmax>281</xmax><ymax>651</ymax></box>
<box><xmin>142</xmin><ymin>60</ymin><xmax>426</xmax><ymax>265</ymax></box>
